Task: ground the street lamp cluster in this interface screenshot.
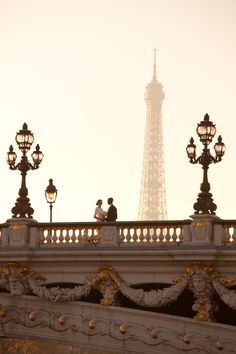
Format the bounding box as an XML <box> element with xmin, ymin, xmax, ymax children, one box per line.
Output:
<box><xmin>7</xmin><ymin>123</ymin><xmax>44</xmax><ymax>218</ymax></box>
<box><xmin>186</xmin><ymin>113</ymin><xmax>225</xmax><ymax>215</ymax></box>
<box><xmin>7</xmin><ymin>123</ymin><xmax>57</xmax><ymax>222</ymax></box>
<box><xmin>6</xmin><ymin>116</ymin><xmax>225</xmax><ymax>221</ymax></box>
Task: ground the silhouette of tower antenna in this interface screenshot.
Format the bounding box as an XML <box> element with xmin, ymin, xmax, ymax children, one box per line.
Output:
<box><xmin>153</xmin><ymin>48</ymin><xmax>157</xmax><ymax>78</ymax></box>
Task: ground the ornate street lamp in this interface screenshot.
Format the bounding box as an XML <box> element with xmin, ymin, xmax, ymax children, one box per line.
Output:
<box><xmin>45</xmin><ymin>179</ymin><xmax>57</xmax><ymax>222</ymax></box>
<box><xmin>7</xmin><ymin>123</ymin><xmax>44</xmax><ymax>218</ymax></box>
<box><xmin>186</xmin><ymin>113</ymin><xmax>225</xmax><ymax>215</ymax></box>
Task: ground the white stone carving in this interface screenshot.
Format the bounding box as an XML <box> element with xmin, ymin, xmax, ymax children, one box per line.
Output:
<box><xmin>0</xmin><ymin>262</ymin><xmax>45</xmax><ymax>295</ymax></box>
<box><xmin>185</xmin><ymin>263</ymin><xmax>219</xmax><ymax>321</ymax></box>
<box><xmin>213</xmin><ymin>280</ymin><xmax>236</xmax><ymax>310</ymax></box>
<box><xmin>28</xmin><ymin>278</ymin><xmax>92</xmax><ymax>302</ymax></box>
<box><xmin>118</xmin><ymin>278</ymin><xmax>187</xmax><ymax>307</ymax></box>
<box><xmin>1</xmin><ymin>261</ymin><xmax>236</xmax><ymax>329</ymax></box>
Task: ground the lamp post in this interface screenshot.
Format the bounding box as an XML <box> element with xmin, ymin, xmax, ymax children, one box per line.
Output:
<box><xmin>7</xmin><ymin>123</ymin><xmax>44</xmax><ymax>218</ymax></box>
<box><xmin>186</xmin><ymin>113</ymin><xmax>225</xmax><ymax>215</ymax></box>
<box><xmin>45</xmin><ymin>179</ymin><xmax>57</xmax><ymax>222</ymax></box>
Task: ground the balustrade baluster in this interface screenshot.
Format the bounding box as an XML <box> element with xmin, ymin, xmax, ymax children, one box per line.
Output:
<box><xmin>82</xmin><ymin>228</ymin><xmax>89</xmax><ymax>243</ymax></box>
<box><xmin>47</xmin><ymin>228</ymin><xmax>52</xmax><ymax>244</ymax></box>
<box><xmin>119</xmin><ymin>227</ymin><xmax>125</xmax><ymax>243</ymax></box>
<box><xmin>57</xmin><ymin>229</ymin><xmax>63</xmax><ymax>244</ymax></box>
<box><xmin>70</xmin><ymin>229</ymin><xmax>76</xmax><ymax>244</ymax></box>
<box><xmin>51</xmin><ymin>229</ymin><xmax>57</xmax><ymax>243</ymax></box>
<box><xmin>138</xmin><ymin>227</ymin><xmax>147</xmax><ymax>243</ymax></box>
<box><xmin>40</xmin><ymin>229</ymin><xmax>46</xmax><ymax>244</ymax></box>
<box><xmin>229</xmin><ymin>226</ymin><xmax>235</xmax><ymax>243</ymax></box>
<box><xmin>159</xmin><ymin>228</ymin><xmax>164</xmax><ymax>242</ymax></box>
<box><xmin>74</xmin><ymin>229</ymin><xmax>79</xmax><ymax>243</ymax></box>
<box><xmin>90</xmin><ymin>228</ymin><xmax>95</xmax><ymax>244</ymax></box>
<box><xmin>126</xmin><ymin>228</ymin><xmax>131</xmax><ymax>243</ymax></box>
<box><xmin>76</xmin><ymin>229</ymin><xmax>81</xmax><ymax>244</ymax></box>
<box><xmin>164</xmin><ymin>227</ymin><xmax>170</xmax><ymax>242</ymax></box>
<box><xmin>147</xmin><ymin>228</ymin><xmax>151</xmax><ymax>242</ymax></box>
<box><xmin>171</xmin><ymin>227</ymin><xmax>177</xmax><ymax>243</ymax></box>
<box><xmin>68</xmin><ymin>229</ymin><xmax>73</xmax><ymax>243</ymax></box>
<box><xmin>152</xmin><ymin>228</ymin><xmax>157</xmax><ymax>243</ymax></box>
<box><xmin>132</xmin><ymin>228</ymin><xmax>138</xmax><ymax>244</ymax></box>
<box><xmin>176</xmin><ymin>227</ymin><xmax>182</xmax><ymax>242</ymax></box>
<box><xmin>62</xmin><ymin>229</ymin><xmax>70</xmax><ymax>244</ymax></box>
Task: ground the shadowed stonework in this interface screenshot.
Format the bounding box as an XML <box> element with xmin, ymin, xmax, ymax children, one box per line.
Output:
<box><xmin>0</xmin><ymin>339</ymin><xmax>120</xmax><ymax>354</ymax></box>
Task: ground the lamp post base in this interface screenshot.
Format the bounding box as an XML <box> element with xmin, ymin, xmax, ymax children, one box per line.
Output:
<box><xmin>11</xmin><ymin>196</ymin><xmax>34</xmax><ymax>218</ymax></box>
<box><xmin>193</xmin><ymin>192</ymin><xmax>217</xmax><ymax>215</ymax></box>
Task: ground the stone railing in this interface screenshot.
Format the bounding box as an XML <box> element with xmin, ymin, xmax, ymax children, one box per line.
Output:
<box><xmin>36</xmin><ymin>220</ymin><xmax>189</xmax><ymax>247</ymax></box>
<box><xmin>0</xmin><ymin>219</ymin><xmax>190</xmax><ymax>248</ymax></box>
<box><xmin>0</xmin><ymin>216</ymin><xmax>236</xmax><ymax>249</ymax></box>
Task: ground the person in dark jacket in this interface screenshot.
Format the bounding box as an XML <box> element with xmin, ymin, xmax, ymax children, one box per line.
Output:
<box><xmin>106</xmin><ymin>197</ymin><xmax>117</xmax><ymax>222</ymax></box>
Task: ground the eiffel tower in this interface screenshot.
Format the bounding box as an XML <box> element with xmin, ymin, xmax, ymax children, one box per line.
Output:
<box><xmin>138</xmin><ymin>51</ymin><xmax>167</xmax><ymax>220</ymax></box>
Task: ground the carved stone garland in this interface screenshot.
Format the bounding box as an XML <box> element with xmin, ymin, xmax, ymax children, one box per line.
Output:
<box><xmin>0</xmin><ymin>262</ymin><xmax>235</xmax><ymax>323</ymax></box>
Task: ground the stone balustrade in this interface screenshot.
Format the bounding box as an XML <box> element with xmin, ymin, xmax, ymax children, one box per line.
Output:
<box><xmin>36</xmin><ymin>220</ymin><xmax>188</xmax><ymax>247</ymax></box>
<box><xmin>0</xmin><ymin>216</ymin><xmax>235</xmax><ymax>248</ymax></box>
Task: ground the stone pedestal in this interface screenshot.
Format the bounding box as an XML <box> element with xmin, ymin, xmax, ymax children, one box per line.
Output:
<box><xmin>189</xmin><ymin>214</ymin><xmax>221</xmax><ymax>245</ymax></box>
<box><xmin>100</xmin><ymin>226</ymin><xmax>118</xmax><ymax>247</ymax></box>
<box><xmin>2</xmin><ymin>218</ymin><xmax>37</xmax><ymax>247</ymax></box>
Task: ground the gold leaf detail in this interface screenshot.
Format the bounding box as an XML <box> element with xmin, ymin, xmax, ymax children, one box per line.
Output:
<box><xmin>149</xmin><ymin>330</ymin><xmax>157</xmax><ymax>339</ymax></box>
<box><xmin>88</xmin><ymin>320</ymin><xmax>95</xmax><ymax>329</ymax></box>
<box><xmin>196</xmin><ymin>220</ymin><xmax>205</xmax><ymax>227</ymax></box>
<box><xmin>101</xmin><ymin>298</ymin><xmax>113</xmax><ymax>306</ymax></box>
<box><xmin>119</xmin><ymin>323</ymin><xmax>126</xmax><ymax>334</ymax></box>
<box><xmin>216</xmin><ymin>340</ymin><xmax>223</xmax><ymax>351</ymax></box>
<box><xmin>58</xmin><ymin>316</ymin><xmax>65</xmax><ymax>326</ymax></box>
<box><xmin>12</xmin><ymin>224</ymin><xmax>22</xmax><ymax>230</ymax></box>
<box><xmin>28</xmin><ymin>311</ymin><xmax>36</xmax><ymax>321</ymax></box>
<box><xmin>172</xmin><ymin>277</ymin><xmax>181</xmax><ymax>284</ymax></box>
<box><xmin>183</xmin><ymin>335</ymin><xmax>190</xmax><ymax>344</ymax></box>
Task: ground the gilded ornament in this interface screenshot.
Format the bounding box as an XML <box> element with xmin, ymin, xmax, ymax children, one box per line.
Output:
<box><xmin>88</xmin><ymin>320</ymin><xmax>95</xmax><ymax>329</ymax></box>
<box><xmin>195</xmin><ymin>311</ymin><xmax>209</xmax><ymax>321</ymax></box>
<box><xmin>219</xmin><ymin>277</ymin><xmax>235</xmax><ymax>286</ymax></box>
<box><xmin>183</xmin><ymin>335</ymin><xmax>190</xmax><ymax>344</ymax></box>
<box><xmin>172</xmin><ymin>277</ymin><xmax>181</xmax><ymax>284</ymax></box>
<box><xmin>216</xmin><ymin>340</ymin><xmax>223</xmax><ymax>351</ymax></box>
<box><xmin>185</xmin><ymin>262</ymin><xmax>214</xmax><ymax>277</ymax></box>
<box><xmin>58</xmin><ymin>316</ymin><xmax>65</xmax><ymax>326</ymax></box>
<box><xmin>196</xmin><ymin>220</ymin><xmax>205</xmax><ymax>228</ymax></box>
<box><xmin>149</xmin><ymin>330</ymin><xmax>158</xmax><ymax>339</ymax></box>
<box><xmin>12</xmin><ymin>224</ymin><xmax>22</xmax><ymax>230</ymax></box>
<box><xmin>28</xmin><ymin>311</ymin><xmax>36</xmax><ymax>321</ymax></box>
<box><xmin>101</xmin><ymin>298</ymin><xmax>113</xmax><ymax>306</ymax></box>
<box><xmin>94</xmin><ymin>266</ymin><xmax>121</xmax><ymax>306</ymax></box>
<box><xmin>119</xmin><ymin>323</ymin><xmax>126</xmax><ymax>334</ymax></box>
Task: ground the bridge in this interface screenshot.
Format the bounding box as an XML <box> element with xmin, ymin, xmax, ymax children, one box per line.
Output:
<box><xmin>1</xmin><ymin>216</ymin><xmax>236</xmax><ymax>353</ymax></box>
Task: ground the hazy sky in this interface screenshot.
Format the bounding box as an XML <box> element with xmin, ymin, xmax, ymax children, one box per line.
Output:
<box><xmin>0</xmin><ymin>0</ymin><xmax>236</xmax><ymax>222</ymax></box>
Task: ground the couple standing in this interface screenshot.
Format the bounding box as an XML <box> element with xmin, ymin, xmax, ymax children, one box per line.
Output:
<box><xmin>94</xmin><ymin>197</ymin><xmax>117</xmax><ymax>222</ymax></box>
